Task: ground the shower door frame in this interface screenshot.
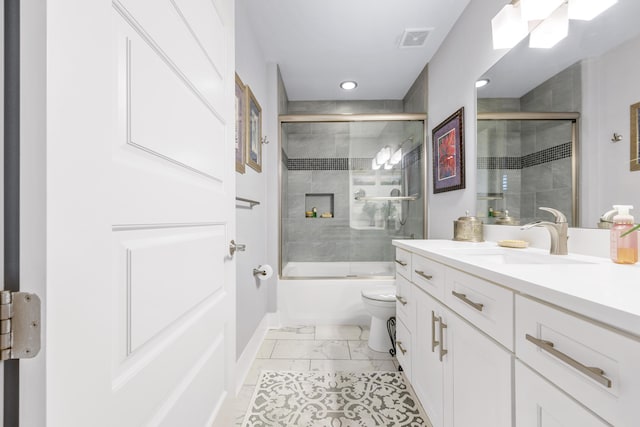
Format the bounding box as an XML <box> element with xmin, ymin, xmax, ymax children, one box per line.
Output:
<box><xmin>477</xmin><ymin>111</ymin><xmax>580</xmax><ymax>227</ymax></box>
<box><xmin>278</xmin><ymin>113</ymin><xmax>428</xmax><ymax>279</ymax></box>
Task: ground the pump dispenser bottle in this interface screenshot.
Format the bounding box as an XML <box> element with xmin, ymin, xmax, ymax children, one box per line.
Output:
<box><xmin>610</xmin><ymin>205</ymin><xmax>638</xmax><ymax>264</ymax></box>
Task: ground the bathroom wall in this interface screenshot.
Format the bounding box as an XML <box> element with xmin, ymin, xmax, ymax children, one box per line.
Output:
<box><xmin>282</xmin><ymin>101</ymin><xmax>406</xmax><ymax>266</ymax></box>
<box><xmin>581</xmin><ymin>34</ymin><xmax>640</xmax><ymax>227</ymax></box>
<box><xmin>235</xmin><ymin>0</ymin><xmax>277</xmax><ymax>358</ymax></box>
<box><xmin>427</xmin><ymin>0</ymin><xmax>508</xmax><ymax>239</ymax></box>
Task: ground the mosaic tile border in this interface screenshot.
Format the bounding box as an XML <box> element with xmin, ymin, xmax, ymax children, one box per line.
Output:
<box><xmin>478</xmin><ymin>142</ymin><xmax>571</xmax><ymax>170</ymax></box>
<box><xmin>286</xmin><ymin>146</ymin><xmax>422</xmax><ymax>171</ymax></box>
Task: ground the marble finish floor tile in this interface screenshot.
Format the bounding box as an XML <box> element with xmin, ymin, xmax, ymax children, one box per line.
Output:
<box><xmin>309</xmin><ymin>359</ymin><xmax>396</xmax><ymax>372</ymax></box>
<box><xmin>348</xmin><ymin>340</ymin><xmax>394</xmax><ymax>360</ymax></box>
<box><xmin>233</xmin><ymin>385</ymin><xmax>255</xmax><ymax>426</ymax></box>
<box><xmin>265</xmin><ymin>325</ymin><xmax>315</xmax><ymax>340</ymax></box>
<box><xmin>271</xmin><ymin>339</ymin><xmax>350</xmax><ymax>360</ymax></box>
<box><xmin>315</xmin><ymin>325</ymin><xmax>369</xmax><ymax>340</ymax></box>
<box><xmin>255</xmin><ymin>339</ymin><xmax>275</xmax><ymax>359</ymax></box>
<box><xmin>244</xmin><ymin>359</ymin><xmax>311</xmax><ymax>385</ymax></box>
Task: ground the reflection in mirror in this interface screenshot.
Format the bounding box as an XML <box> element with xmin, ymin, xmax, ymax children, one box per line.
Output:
<box><xmin>476</xmin><ymin>0</ymin><xmax>640</xmax><ymax>228</ymax></box>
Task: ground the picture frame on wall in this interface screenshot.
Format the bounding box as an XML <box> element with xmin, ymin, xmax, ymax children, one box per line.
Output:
<box><xmin>631</xmin><ymin>101</ymin><xmax>640</xmax><ymax>171</ymax></box>
<box><xmin>432</xmin><ymin>107</ymin><xmax>465</xmax><ymax>193</ymax></box>
<box><xmin>246</xmin><ymin>86</ymin><xmax>262</xmax><ymax>173</ymax></box>
<box><xmin>235</xmin><ymin>73</ymin><xmax>247</xmax><ymax>174</ymax></box>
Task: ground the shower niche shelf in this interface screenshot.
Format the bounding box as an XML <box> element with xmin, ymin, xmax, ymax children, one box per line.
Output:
<box><xmin>305</xmin><ymin>193</ymin><xmax>334</xmax><ymax>218</ymax></box>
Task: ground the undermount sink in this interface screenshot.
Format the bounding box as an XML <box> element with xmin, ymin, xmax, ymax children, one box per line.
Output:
<box><xmin>448</xmin><ymin>248</ymin><xmax>594</xmax><ymax>265</ymax></box>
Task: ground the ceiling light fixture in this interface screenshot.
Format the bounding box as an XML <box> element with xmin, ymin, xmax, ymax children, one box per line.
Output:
<box><xmin>340</xmin><ymin>81</ymin><xmax>357</xmax><ymax>91</ymax></box>
<box><xmin>475</xmin><ymin>79</ymin><xmax>490</xmax><ymax>88</ymax></box>
<box><xmin>568</xmin><ymin>0</ymin><xmax>617</xmax><ymax>20</ymax></box>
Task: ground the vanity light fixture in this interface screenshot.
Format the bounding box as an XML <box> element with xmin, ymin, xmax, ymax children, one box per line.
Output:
<box><xmin>491</xmin><ymin>0</ymin><xmax>617</xmax><ymax>50</ymax></box>
<box><xmin>520</xmin><ymin>0</ymin><xmax>564</xmax><ymax>21</ymax></box>
<box><xmin>568</xmin><ymin>0</ymin><xmax>617</xmax><ymax>21</ymax></box>
<box><xmin>475</xmin><ymin>79</ymin><xmax>490</xmax><ymax>88</ymax></box>
<box><xmin>390</xmin><ymin>148</ymin><xmax>402</xmax><ymax>165</ymax></box>
<box><xmin>375</xmin><ymin>146</ymin><xmax>392</xmax><ymax>166</ymax></box>
<box><xmin>340</xmin><ymin>81</ymin><xmax>357</xmax><ymax>91</ymax></box>
<box><xmin>491</xmin><ymin>3</ymin><xmax>529</xmax><ymax>49</ymax></box>
<box><xmin>529</xmin><ymin>4</ymin><xmax>568</xmax><ymax>48</ymax></box>
<box><xmin>384</xmin><ymin>161</ymin><xmax>393</xmax><ymax>170</ymax></box>
<box><xmin>371</xmin><ymin>158</ymin><xmax>382</xmax><ymax>170</ymax></box>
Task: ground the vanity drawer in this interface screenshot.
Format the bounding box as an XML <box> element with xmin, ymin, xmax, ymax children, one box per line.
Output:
<box><xmin>445</xmin><ymin>268</ymin><xmax>514</xmax><ymax>350</ymax></box>
<box><xmin>395</xmin><ymin>317</ymin><xmax>412</xmax><ymax>382</ymax></box>
<box><xmin>395</xmin><ymin>274</ymin><xmax>415</xmax><ymax>327</ymax></box>
<box><xmin>411</xmin><ymin>254</ymin><xmax>445</xmax><ymax>300</ymax></box>
<box><xmin>516</xmin><ymin>295</ymin><xmax>640</xmax><ymax>427</ymax></box>
<box><xmin>395</xmin><ymin>248</ymin><xmax>412</xmax><ymax>279</ymax></box>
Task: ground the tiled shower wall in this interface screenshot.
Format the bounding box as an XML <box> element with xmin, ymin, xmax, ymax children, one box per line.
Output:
<box><xmin>282</xmin><ymin>100</ymin><xmax>411</xmax><ymax>266</ymax></box>
<box><xmin>477</xmin><ymin>62</ymin><xmax>580</xmax><ymax>225</ymax></box>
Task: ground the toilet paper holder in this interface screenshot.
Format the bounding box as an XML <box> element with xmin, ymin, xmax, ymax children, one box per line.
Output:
<box><xmin>253</xmin><ymin>268</ymin><xmax>267</xmax><ymax>276</ymax></box>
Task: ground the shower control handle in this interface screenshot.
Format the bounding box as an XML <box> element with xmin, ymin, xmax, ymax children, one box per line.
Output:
<box><xmin>415</xmin><ymin>270</ymin><xmax>433</xmax><ymax>280</ymax></box>
<box><xmin>395</xmin><ymin>295</ymin><xmax>408</xmax><ymax>306</ymax></box>
<box><xmin>395</xmin><ymin>259</ymin><xmax>407</xmax><ymax>267</ymax></box>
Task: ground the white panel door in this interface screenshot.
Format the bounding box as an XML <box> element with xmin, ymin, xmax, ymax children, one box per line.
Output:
<box><xmin>43</xmin><ymin>0</ymin><xmax>236</xmax><ymax>425</ymax></box>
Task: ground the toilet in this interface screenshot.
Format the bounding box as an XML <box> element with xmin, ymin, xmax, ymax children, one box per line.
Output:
<box><xmin>361</xmin><ymin>286</ymin><xmax>396</xmax><ymax>352</ymax></box>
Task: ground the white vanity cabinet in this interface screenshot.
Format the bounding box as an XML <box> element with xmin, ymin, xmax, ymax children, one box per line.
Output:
<box><xmin>394</xmin><ymin>241</ymin><xmax>640</xmax><ymax>427</ymax></box>
<box><xmin>397</xmin><ymin>249</ymin><xmax>513</xmax><ymax>427</ymax></box>
<box><xmin>413</xmin><ymin>287</ymin><xmax>513</xmax><ymax>427</ymax></box>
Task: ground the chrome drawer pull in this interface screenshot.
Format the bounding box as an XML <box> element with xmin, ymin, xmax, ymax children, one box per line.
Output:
<box><xmin>415</xmin><ymin>270</ymin><xmax>433</xmax><ymax>280</ymax></box>
<box><xmin>397</xmin><ymin>341</ymin><xmax>407</xmax><ymax>355</ymax></box>
<box><xmin>438</xmin><ymin>316</ymin><xmax>448</xmax><ymax>362</ymax></box>
<box><xmin>431</xmin><ymin>311</ymin><xmax>439</xmax><ymax>352</ymax></box>
<box><xmin>395</xmin><ymin>295</ymin><xmax>408</xmax><ymax>306</ymax></box>
<box><xmin>451</xmin><ymin>291</ymin><xmax>484</xmax><ymax>312</ymax></box>
<box><xmin>525</xmin><ymin>334</ymin><xmax>612</xmax><ymax>388</ymax></box>
<box><xmin>395</xmin><ymin>259</ymin><xmax>408</xmax><ymax>267</ymax></box>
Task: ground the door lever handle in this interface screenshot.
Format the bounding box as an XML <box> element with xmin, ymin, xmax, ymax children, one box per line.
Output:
<box><xmin>229</xmin><ymin>240</ymin><xmax>246</xmax><ymax>257</ymax></box>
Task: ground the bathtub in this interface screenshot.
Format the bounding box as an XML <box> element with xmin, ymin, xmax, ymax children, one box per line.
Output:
<box><xmin>278</xmin><ymin>261</ymin><xmax>396</xmax><ymax>326</ymax></box>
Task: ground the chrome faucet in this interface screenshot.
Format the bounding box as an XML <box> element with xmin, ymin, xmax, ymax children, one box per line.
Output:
<box><xmin>521</xmin><ymin>207</ymin><xmax>568</xmax><ymax>255</ymax></box>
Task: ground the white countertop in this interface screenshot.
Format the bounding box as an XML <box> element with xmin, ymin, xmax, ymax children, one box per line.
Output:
<box><xmin>392</xmin><ymin>239</ymin><xmax>640</xmax><ymax>337</ymax></box>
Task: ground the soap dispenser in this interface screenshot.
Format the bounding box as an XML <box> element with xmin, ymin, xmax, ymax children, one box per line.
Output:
<box><xmin>610</xmin><ymin>205</ymin><xmax>638</xmax><ymax>264</ymax></box>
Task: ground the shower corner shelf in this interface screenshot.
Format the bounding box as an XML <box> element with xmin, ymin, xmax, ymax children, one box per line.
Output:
<box><xmin>236</xmin><ymin>196</ymin><xmax>260</xmax><ymax>208</ymax></box>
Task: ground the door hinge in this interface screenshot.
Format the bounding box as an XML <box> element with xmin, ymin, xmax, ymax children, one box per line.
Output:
<box><xmin>0</xmin><ymin>291</ymin><xmax>41</xmax><ymax>360</ymax></box>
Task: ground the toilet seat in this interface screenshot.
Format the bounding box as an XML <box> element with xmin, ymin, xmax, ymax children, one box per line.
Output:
<box><xmin>361</xmin><ymin>287</ymin><xmax>396</xmax><ymax>302</ymax></box>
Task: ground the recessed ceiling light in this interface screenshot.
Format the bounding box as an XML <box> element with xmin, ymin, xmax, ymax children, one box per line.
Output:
<box><xmin>340</xmin><ymin>81</ymin><xmax>357</xmax><ymax>91</ymax></box>
<box><xmin>475</xmin><ymin>79</ymin><xmax>490</xmax><ymax>88</ymax></box>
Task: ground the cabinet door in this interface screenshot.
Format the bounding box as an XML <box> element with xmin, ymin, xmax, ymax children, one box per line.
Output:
<box><xmin>516</xmin><ymin>361</ymin><xmax>609</xmax><ymax>427</ymax></box>
<box><xmin>445</xmin><ymin>313</ymin><xmax>513</xmax><ymax>427</ymax></box>
<box><xmin>413</xmin><ymin>286</ymin><xmax>445</xmax><ymax>427</ymax></box>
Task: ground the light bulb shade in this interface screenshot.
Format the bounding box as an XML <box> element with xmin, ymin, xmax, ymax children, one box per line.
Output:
<box><xmin>384</xmin><ymin>161</ymin><xmax>393</xmax><ymax>170</ymax></box>
<box><xmin>375</xmin><ymin>146</ymin><xmax>391</xmax><ymax>165</ymax></box>
<box><xmin>390</xmin><ymin>148</ymin><xmax>402</xmax><ymax>165</ymax></box>
<box><xmin>371</xmin><ymin>158</ymin><xmax>381</xmax><ymax>170</ymax></box>
<box><xmin>491</xmin><ymin>4</ymin><xmax>529</xmax><ymax>49</ymax></box>
<box><xmin>520</xmin><ymin>0</ymin><xmax>565</xmax><ymax>20</ymax></box>
<box><xmin>529</xmin><ymin>4</ymin><xmax>569</xmax><ymax>48</ymax></box>
<box><xmin>568</xmin><ymin>0</ymin><xmax>617</xmax><ymax>20</ymax></box>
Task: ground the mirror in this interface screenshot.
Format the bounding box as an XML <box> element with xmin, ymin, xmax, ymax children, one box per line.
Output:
<box><xmin>476</xmin><ymin>0</ymin><xmax>640</xmax><ymax>228</ymax></box>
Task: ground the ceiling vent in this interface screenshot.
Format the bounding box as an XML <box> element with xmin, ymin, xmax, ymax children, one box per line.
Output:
<box><xmin>399</xmin><ymin>28</ymin><xmax>432</xmax><ymax>48</ymax></box>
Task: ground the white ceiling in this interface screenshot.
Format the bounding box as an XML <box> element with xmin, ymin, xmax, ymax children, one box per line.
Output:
<box><xmin>242</xmin><ymin>0</ymin><xmax>471</xmax><ymax>101</ymax></box>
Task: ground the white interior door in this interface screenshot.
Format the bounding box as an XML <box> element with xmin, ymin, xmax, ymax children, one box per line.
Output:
<box><xmin>43</xmin><ymin>0</ymin><xmax>236</xmax><ymax>425</ymax></box>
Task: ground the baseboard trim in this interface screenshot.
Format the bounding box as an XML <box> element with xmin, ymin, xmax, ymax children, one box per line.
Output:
<box><xmin>234</xmin><ymin>312</ymin><xmax>281</xmax><ymax>394</ymax></box>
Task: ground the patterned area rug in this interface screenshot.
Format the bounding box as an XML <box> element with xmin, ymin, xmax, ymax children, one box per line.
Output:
<box><xmin>242</xmin><ymin>371</ymin><xmax>429</xmax><ymax>426</ymax></box>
